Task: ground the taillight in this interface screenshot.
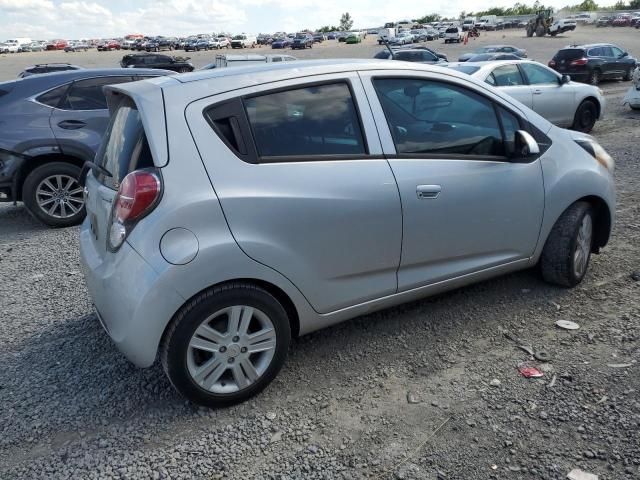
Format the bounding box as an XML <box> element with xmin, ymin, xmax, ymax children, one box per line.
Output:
<box><xmin>548</xmin><ymin>59</ymin><xmax>556</xmax><ymax>67</ymax></box>
<box><xmin>108</xmin><ymin>169</ymin><xmax>162</xmax><ymax>251</ymax></box>
<box><xmin>570</xmin><ymin>58</ymin><xmax>588</xmax><ymax>66</ymax></box>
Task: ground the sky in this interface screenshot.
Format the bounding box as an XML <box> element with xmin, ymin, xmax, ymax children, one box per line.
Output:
<box><xmin>0</xmin><ymin>0</ymin><xmax>618</xmax><ymax>39</ymax></box>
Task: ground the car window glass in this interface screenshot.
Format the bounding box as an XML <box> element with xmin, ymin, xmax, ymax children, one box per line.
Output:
<box><xmin>610</xmin><ymin>46</ymin><xmax>623</xmax><ymax>57</ymax></box>
<box><xmin>485</xmin><ymin>73</ymin><xmax>497</xmax><ymax>86</ymax></box>
<box><xmin>422</xmin><ymin>51</ymin><xmax>437</xmax><ymax>62</ymax></box>
<box><xmin>60</xmin><ymin>77</ymin><xmax>131</xmax><ymax>110</ymax></box>
<box><xmin>491</xmin><ymin>65</ymin><xmax>525</xmax><ymax>86</ymax></box>
<box><xmin>600</xmin><ymin>47</ymin><xmax>613</xmax><ymax>57</ymax></box>
<box><xmin>373</xmin><ymin>78</ymin><xmax>505</xmax><ymax>157</ymax></box>
<box><xmin>271</xmin><ymin>57</ymin><xmax>282</xmax><ymax>62</ymax></box>
<box><xmin>244</xmin><ymin>83</ymin><xmax>366</xmax><ymax>158</ymax></box>
<box><xmin>520</xmin><ymin>63</ymin><xmax>559</xmax><ymax>85</ymax></box>
<box><xmin>36</xmin><ymin>84</ymin><xmax>69</xmax><ymax>108</ymax></box>
<box><xmin>498</xmin><ymin>107</ymin><xmax>520</xmax><ymax>157</ymax></box>
<box><xmin>587</xmin><ymin>47</ymin><xmax>601</xmax><ymax>57</ymax></box>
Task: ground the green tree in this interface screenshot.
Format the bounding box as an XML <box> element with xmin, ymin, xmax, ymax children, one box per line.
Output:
<box><xmin>317</xmin><ymin>25</ymin><xmax>338</xmax><ymax>32</ymax></box>
<box><xmin>630</xmin><ymin>0</ymin><xmax>640</xmax><ymax>8</ymax></box>
<box><xmin>339</xmin><ymin>12</ymin><xmax>354</xmax><ymax>31</ymax></box>
<box><xmin>577</xmin><ymin>0</ymin><xmax>598</xmax><ymax>10</ymax></box>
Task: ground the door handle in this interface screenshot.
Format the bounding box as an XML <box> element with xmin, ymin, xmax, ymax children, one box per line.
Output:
<box><xmin>57</xmin><ymin>120</ymin><xmax>86</xmax><ymax>130</ymax></box>
<box><xmin>416</xmin><ymin>185</ymin><xmax>441</xmax><ymax>199</ymax></box>
<box><xmin>533</xmin><ymin>89</ymin><xmax>542</xmax><ymax>95</ymax></box>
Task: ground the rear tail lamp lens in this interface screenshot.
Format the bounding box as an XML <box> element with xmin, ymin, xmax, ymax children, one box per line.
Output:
<box><xmin>570</xmin><ymin>58</ymin><xmax>588</xmax><ymax>66</ymax></box>
<box><xmin>108</xmin><ymin>169</ymin><xmax>161</xmax><ymax>251</ymax></box>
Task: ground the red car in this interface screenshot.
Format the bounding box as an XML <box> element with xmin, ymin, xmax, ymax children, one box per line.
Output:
<box><xmin>46</xmin><ymin>40</ymin><xmax>68</xmax><ymax>50</ymax></box>
<box><xmin>97</xmin><ymin>40</ymin><xmax>121</xmax><ymax>51</ymax></box>
<box><xmin>612</xmin><ymin>14</ymin><xmax>631</xmax><ymax>26</ymax></box>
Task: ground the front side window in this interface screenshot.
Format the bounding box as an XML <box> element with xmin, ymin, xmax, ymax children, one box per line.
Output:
<box><xmin>244</xmin><ymin>83</ymin><xmax>366</xmax><ymax>158</ymax></box>
<box><xmin>373</xmin><ymin>78</ymin><xmax>506</xmax><ymax>157</ymax></box>
<box><xmin>610</xmin><ymin>46</ymin><xmax>624</xmax><ymax>57</ymax></box>
<box><xmin>490</xmin><ymin>65</ymin><xmax>525</xmax><ymax>87</ymax></box>
<box><xmin>520</xmin><ymin>63</ymin><xmax>559</xmax><ymax>85</ymax></box>
<box><xmin>60</xmin><ymin>77</ymin><xmax>132</xmax><ymax>110</ymax></box>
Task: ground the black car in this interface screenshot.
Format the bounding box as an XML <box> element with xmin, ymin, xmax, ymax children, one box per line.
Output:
<box><xmin>291</xmin><ymin>34</ymin><xmax>313</xmax><ymax>49</ymax></box>
<box><xmin>458</xmin><ymin>45</ymin><xmax>527</xmax><ymax>62</ymax></box>
<box><xmin>0</xmin><ymin>68</ymin><xmax>171</xmax><ymax>227</ymax></box>
<box><xmin>464</xmin><ymin>53</ymin><xmax>522</xmax><ymax>62</ymax></box>
<box><xmin>549</xmin><ymin>43</ymin><xmax>636</xmax><ymax>85</ymax></box>
<box><xmin>120</xmin><ymin>53</ymin><xmax>194</xmax><ymax>73</ymax></box>
<box><xmin>375</xmin><ymin>46</ymin><xmax>448</xmax><ymax>62</ymax></box>
<box><xmin>596</xmin><ymin>16</ymin><xmax>612</xmax><ymax>27</ymax></box>
<box><xmin>146</xmin><ymin>37</ymin><xmax>175</xmax><ymax>52</ymax></box>
<box><xmin>183</xmin><ymin>40</ymin><xmax>199</xmax><ymax>52</ymax></box>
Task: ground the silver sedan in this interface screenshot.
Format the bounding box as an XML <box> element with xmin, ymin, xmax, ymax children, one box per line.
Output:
<box><xmin>449</xmin><ymin>60</ymin><xmax>606</xmax><ymax>132</ymax></box>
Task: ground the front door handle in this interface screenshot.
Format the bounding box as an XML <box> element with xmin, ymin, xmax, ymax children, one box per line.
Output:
<box><xmin>416</xmin><ymin>185</ymin><xmax>441</xmax><ymax>199</ymax></box>
<box><xmin>533</xmin><ymin>89</ymin><xmax>542</xmax><ymax>95</ymax></box>
<box><xmin>57</xmin><ymin>120</ymin><xmax>86</xmax><ymax>130</ymax></box>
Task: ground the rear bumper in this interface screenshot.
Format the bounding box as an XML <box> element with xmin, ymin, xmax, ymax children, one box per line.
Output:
<box><xmin>79</xmin><ymin>220</ymin><xmax>185</xmax><ymax>367</ymax></box>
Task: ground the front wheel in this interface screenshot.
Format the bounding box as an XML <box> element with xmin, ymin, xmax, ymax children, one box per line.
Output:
<box><xmin>22</xmin><ymin>162</ymin><xmax>86</xmax><ymax>227</ymax></box>
<box><xmin>623</xmin><ymin>68</ymin><xmax>632</xmax><ymax>81</ymax></box>
<box><xmin>572</xmin><ymin>99</ymin><xmax>597</xmax><ymax>133</ymax></box>
<box><xmin>540</xmin><ymin>202</ymin><xmax>594</xmax><ymax>287</ymax></box>
<box><xmin>589</xmin><ymin>69</ymin><xmax>600</xmax><ymax>85</ymax></box>
<box><xmin>161</xmin><ymin>284</ymin><xmax>291</xmax><ymax>407</ymax></box>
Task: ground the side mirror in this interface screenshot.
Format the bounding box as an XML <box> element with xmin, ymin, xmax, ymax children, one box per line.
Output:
<box><xmin>620</xmin><ymin>51</ymin><xmax>628</xmax><ymax>58</ymax></box>
<box><xmin>561</xmin><ymin>74</ymin><xmax>571</xmax><ymax>84</ymax></box>
<box><xmin>515</xmin><ymin>130</ymin><xmax>540</xmax><ymax>157</ymax></box>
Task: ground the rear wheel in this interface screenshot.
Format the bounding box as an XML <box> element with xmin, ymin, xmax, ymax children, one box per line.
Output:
<box><xmin>572</xmin><ymin>99</ymin><xmax>597</xmax><ymax>133</ymax></box>
<box><xmin>22</xmin><ymin>162</ymin><xmax>85</xmax><ymax>228</ymax></box>
<box><xmin>161</xmin><ymin>284</ymin><xmax>291</xmax><ymax>407</ymax></box>
<box><xmin>526</xmin><ymin>25</ymin><xmax>534</xmax><ymax>37</ymax></box>
<box><xmin>589</xmin><ymin>69</ymin><xmax>600</xmax><ymax>85</ymax></box>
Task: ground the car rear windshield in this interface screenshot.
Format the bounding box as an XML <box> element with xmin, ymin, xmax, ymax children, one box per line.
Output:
<box><xmin>96</xmin><ymin>96</ymin><xmax>154</xmax><ymax>189</ymax></box>
<box><xmin>554</xmin><ymin>48</ymin><xmax>585</xmax><ymax>60</ymax></box>
<box><xmin>448</xmin><ymin>65</ymin><xmax>481</xmax><ymax>75</ymax></box>
<box><xmin>446</xmin><ymin>28</ymin><xmax>459</xmax><ymax>33</ymax></box>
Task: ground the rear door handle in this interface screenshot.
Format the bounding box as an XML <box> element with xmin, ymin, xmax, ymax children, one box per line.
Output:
<box><xmin>416</xmin><ymin>185</ymin><xmax>441</xmax><ymax>199</ymax></box>
<box><xmin>57</xmin><ymin>120</ymin><xmax>86</xmax><ymax>130</ymax></box>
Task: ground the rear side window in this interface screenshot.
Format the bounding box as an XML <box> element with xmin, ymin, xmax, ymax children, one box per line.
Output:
<box><xmin>395</xmin><ymin>51</ymin><xmax>422</xmax><ymax>62</ymax></box>
<box><xmin>490</xmin><ymin>65</ymin><xmax>525</xmax><ymax>87</ymax></box>
<box><xmin>244</xmin><ymin>83</ymin><xmax>367</xmax><ymax>159</ymax></box>
<box><xmin>60</xmin><ymin>77</ymin><xmax>132</xmax><ymax>110</ymax></box>
<box><xmin>36</xmin><ymin>84</ymin><xmax>70</xmax><ymax>108</ymax></box>
<box><xmin>96</xmin><ymin>97</ymin><xmax>154</xmax><ymax>188</ymax></box>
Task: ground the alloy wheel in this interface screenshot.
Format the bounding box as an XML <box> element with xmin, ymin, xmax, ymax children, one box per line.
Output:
<box><xmin>573</xmin><ymin>214</ymin><xmax>592</xmax><ymax>278</ymax></box>
<box><xmin>187</xmin><ymin>306</ymin><xmax>277</xmax><ymax>394</ymax></box>
<box><xmin>35</xmin><ymin>174</ymin><xmax>84</xmax><ymax>219</ymax></box>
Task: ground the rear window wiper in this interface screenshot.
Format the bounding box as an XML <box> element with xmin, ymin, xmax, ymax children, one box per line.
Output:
<box><xmin>79</xmin><ymin>160</ymin><xmax>112</xmax><ymax>187</ymax></box>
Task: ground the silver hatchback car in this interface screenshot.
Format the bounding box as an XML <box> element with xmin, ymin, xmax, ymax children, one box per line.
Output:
<box><xmin>80</xmin><ymin>60</ymin><xmax>615</xmax><ymax>407</ymax></box>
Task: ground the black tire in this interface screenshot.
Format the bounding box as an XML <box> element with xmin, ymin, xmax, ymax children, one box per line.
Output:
<box><xmin>630</xmin><ymin>105</ymin><xmax>640</xmax><ymax>110</ymax></box>
<box><xmin>572</xmin><ymin>99</ymin><xmax>598</xmax><ymax>133</ymax></box>
<box><xmin>161</xmin><ymin>283</ymin><xmax>291</xmax><ymax>408</ymax></box>
<box><xmin>526</xmin><ymin>26</ymin><xmax>534</xmax><ymax>37</ymax></box>
<box><xmin>540</xmin><ymin>202</ymin><xmax>594</xmax><ymax>287</ymax></box>
<box><xmin>588</xmin><ymin>69</ymin><xmax>600</xmax><ymax>85</ymax></box>
<box><xmin>22</xmin><ymin>162</ymin><xmax>85</xmax><ymax>228</ymax></box>
<box><xmin>623</xmin><ymin>68</ymin><xmax>632</xmax><ymax>81</ymax></box>
<box><xmin>535</xmin><ymin>25</ymin><xmax>546</xmax><ymax>37</ymax></box>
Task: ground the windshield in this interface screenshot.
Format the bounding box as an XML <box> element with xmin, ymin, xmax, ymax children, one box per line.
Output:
<box><xmin>97</xmin><ymin>97</ymin><xmax>153</xmax><ymax>189</ymax></box>
<box><xmin>233</xmin><ymin>35</ymin><xmax>245</xmax><ymax>40</ymax></box>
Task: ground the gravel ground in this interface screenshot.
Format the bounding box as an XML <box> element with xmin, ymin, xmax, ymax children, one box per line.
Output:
<box><xmin>1</xmin><ymin>26</ymin><xmax>639</xmax><ymax>480</ymax></box>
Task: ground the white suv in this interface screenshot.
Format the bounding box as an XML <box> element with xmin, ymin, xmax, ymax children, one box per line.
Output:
<box><xmin>444</xmin><ymin>27</ymin><xmax>463</xmax><ymax>44</ymax></box>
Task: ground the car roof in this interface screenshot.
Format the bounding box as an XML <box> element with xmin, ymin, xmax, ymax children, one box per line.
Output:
<box><xmin>561</xmin><ymin>43</ymin><xmax>613</xmax><ymax>49</ymax></box>
<box><xmin>2</xmin><ymin>68</ymin><xmax>173</xmax><ymax>93</ymax></box>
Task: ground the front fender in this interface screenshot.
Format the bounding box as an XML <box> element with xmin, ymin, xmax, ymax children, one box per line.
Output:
<box><xmin>533</xmin><ymin>128</ymin><xmax>616</xmax><ymax>259</ymax></box>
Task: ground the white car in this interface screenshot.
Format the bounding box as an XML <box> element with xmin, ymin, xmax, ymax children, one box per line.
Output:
<box><xmin>444</xmin><ymin>27</ymin><xmax>463</xmax><ymax>44</ymax></box>
<box><xmin>0</xmin><ymin>43</ymin><xmax>20</xmax><ymax>53</ymax></box>
<box><xmin>623</xmin><ymin>66</ymin><xmax>640</xmax><ymax>110</ymax></box>
<box><xmin>449</xmin><ymin>60</ymin><xmax>605</xmax><ymax>132</ymax></box>
<box><xmin>391</xmin><ymin>32</ymin><xmax>414</xmax><ymax>45</ymax></box>
<box><xmin>211</xmin><ymin>37</ymin><xmax>230</xmax><ymax>49</ymax></box>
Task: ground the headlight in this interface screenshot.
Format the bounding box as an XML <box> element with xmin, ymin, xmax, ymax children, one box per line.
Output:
<box><xmin>575</xmin><ymin>139</ymin><xmax>614</xmax><ymax>173</ymax></box>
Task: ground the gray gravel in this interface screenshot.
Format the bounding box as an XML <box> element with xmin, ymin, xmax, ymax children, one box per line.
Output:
<box><xmin>1</xmin><ymin>27</ymin><xmax>639</xmax><ymax>480</ymax></box>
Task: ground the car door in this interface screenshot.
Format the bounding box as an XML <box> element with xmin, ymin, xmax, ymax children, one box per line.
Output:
<box><xmin>609</xmin><ymin>45</ymin><xmax>629</xmax><ymax>76</ymax></box>
<box><xmin>50</xmin><ymin>76</ymin><xmax>134</xmax><ymax>162</ymax></box>
<box><xmin>519</xmin><ymin>63</ymin><xmax>575</xmax><ymax>127</ymax></box>
<box><xmin>361</xmin><ymin>72</ymin><xmax>544</xmax><ymax>290</ymax></box>
<box><xmin>485</xmin><ymin>64</ymin><xmax>533</xmax><ymax>109</ymax></box>
<box><xmin>185</xmin><ymin>73</ymin><xmax>402</xmax><ymax>313</ymax></box>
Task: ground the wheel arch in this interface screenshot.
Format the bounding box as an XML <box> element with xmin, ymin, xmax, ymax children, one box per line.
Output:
<box><xmin>17</xmin><ymin>153</ymin><xmax>84</xmax><ymax>201</ymax></box>
<box><xmin>581</xmin><ymin>96</ymin><xmax>602</xmax><ymax>118</ymax></box>
<box><xmin>578</xmin><ymin>194</ymin><xmax>611</xmax><ymax>252</ymax></box>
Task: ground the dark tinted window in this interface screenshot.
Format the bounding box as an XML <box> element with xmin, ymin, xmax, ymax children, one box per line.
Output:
<box><xmin>245</xmin><ymin>83</ymin><xmax>366</xmax><ymax>158</ymax></box>
<box><xmin>491</xmin><ymin>65</ymin><xmax>525</xmax><ymax>86</ymax></box>
<box><xmin>587</xmin><ymin>47</ymin><xmax>603</xmax><ymax>57</ymax></box>
<box><xmin>421</xmin><ymin>51</ymin><xmax>438</xmax><ymax>62</ymax></box>
<box><xmin>611</xmin><ymin>46</ymin><xmax>624</xmax><ymax>57</ymax></box>
<box><xmin>374</xmin><ymin>50</ymin><xmax>391</xmax><ymax>59</ymax></box>
<box><xmin>520</xmin><ymin>63</ymin><xmax>558</xmax><ymax>85</ymax></box>
<box><xmin>60</xmin><ymin>76</ymin><xmax>131</xmax><ymax>110</ymax></box>
<box><xmin>373</xmin><ymin>78</ymin><xmax>505</xmax><ymax>156</ymax></box>
<box><xmin>556</xmin><ymin>48</ymin><xmax>585</xmax><ymax>60</ymax></box>
<box><xmin>599</xmin><ymin>46</ymin><xmax>613</xmax><ymax>57</ymax></box>
<box><xmin>395</xmin><ymin>51</ymin><xmax>422</xmax><ymax>62</ymax></box>
<box><xmin>97</xmin><ymin>97</ymin><xmax>153</xmax><ymax>188</ymax></box>
<box><xmin>36</xmin><ymin>84</ymin><xmax>70</xmax><ymax>108</ymax></box>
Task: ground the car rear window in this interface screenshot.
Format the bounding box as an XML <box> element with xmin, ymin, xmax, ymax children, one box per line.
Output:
<box><xmin>555</xmin><ymin>48</ymin><xmax>585</xmax><ymax>60</ymax></box>
<box><xmin>446</xmin><ymin>28</ymin><xmax>459</xmax><ymax>33</ymax></box>
<box><xmin>448</xmin><ymin>65</ymin><xmax>481</xmax><ymax>75</ymax></box>
<box><xmin>96</xmin><ymin>96</ymin><xmax>154</xmax><ymax>189</ymax></box>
